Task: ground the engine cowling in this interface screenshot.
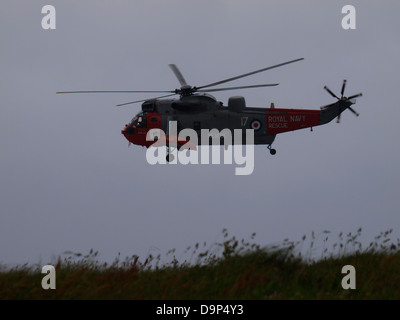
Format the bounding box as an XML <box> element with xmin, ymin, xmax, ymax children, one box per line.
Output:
<box><xmin>228</xmin><ymin>96</ymin><xmax>246</xmax><ymax>112</ymax></box>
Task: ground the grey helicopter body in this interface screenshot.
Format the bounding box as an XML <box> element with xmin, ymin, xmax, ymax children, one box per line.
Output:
<box><xmin>57</xmin><ymin>58</ymin><xmax>362</xmax><ymax>159</ymax></box>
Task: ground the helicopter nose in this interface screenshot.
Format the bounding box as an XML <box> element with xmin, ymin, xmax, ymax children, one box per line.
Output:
<box><xmin>122</xmin><ymin>124</ymin><xmax>135</xmax><ymax>135</ymax></box>
<box><xmin>121</xmin><ymin>124</ymin><xmax>136</xmax><ymax>143</ymax></box>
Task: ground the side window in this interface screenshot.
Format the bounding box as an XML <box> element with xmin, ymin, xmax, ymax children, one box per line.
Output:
<box><xmin>137</xmin><ymin>116</ymin><xmax>147</xmax><ymax>128</ymax></box>
<box><xmin>151</xmin><ymin>117</ymin><xmax>159</xmax><ymax>123</ymax></box>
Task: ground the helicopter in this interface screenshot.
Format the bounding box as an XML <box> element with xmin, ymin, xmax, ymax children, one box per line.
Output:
<box><xmin>57</xmin><ymin>58</ymin><xmax>362</xmax><ymax>162</ymax></box>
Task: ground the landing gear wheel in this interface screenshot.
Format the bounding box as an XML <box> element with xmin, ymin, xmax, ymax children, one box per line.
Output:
<box><xmin>267</xmin><ymin>145</ymin><xmax>277</xmax><ymax>155</ymax></box>
<box><xmin>166</xmin><ymin>153</ymin><xmax>174</xmax><ymax>163</ymax></box>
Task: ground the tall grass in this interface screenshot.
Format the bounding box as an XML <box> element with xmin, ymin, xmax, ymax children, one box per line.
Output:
<box><xmin>0</xmin><ymin>228</ymin><xmax>399</xmax><ymax>299</ymax></box>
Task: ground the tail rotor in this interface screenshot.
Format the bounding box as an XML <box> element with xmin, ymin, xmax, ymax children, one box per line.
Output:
<box><xmin>323</xmin><ymin>80</ymin><xmax>362</xmax><ymax>123</ymax></box>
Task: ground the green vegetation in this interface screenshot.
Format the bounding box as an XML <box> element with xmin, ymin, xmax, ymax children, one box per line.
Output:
<box><xmin>1</xmin><ymin>229</ymin><xmax>399</xmax><ymax>299</ymax></box>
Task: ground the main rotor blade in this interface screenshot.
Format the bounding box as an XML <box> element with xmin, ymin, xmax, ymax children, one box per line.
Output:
<box><xmin>116</xmin><ymin>93</ymin><xmax>177</xmax><ymax>107</ymax></box>
<box><xmin>56</xmin><ymin>90</ymin><xmax>174</xmax><ymax>94</ymax></box>
<box><xmin>197</xmin><ymin>58</ymin><xmax>304</xmax><ymax>90</ymax></box>
<box><xmin>169</xmin><ymin>64</ymin><xmax>188</xmax><ymax>87</ymax></box>
<box><xmin>341</xmin><ymin>79</ymin><xmax>347</xmax><ymax>97</ymax></box>
<box><xmin>197</xmin><ymin>83</ymin><xmax>279</xmax><ymax>93</ymax></box>
<box><xmin>347</xmin><ymin>93</ymin><xmax>363</xmax><ymax>100</ymax></box>
<box><xmin>324</xmin><ymin>86</ymin><xmax>340</xmax><ymax>100</ymax></box>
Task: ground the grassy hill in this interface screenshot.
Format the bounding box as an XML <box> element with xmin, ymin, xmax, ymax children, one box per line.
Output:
<box><xmin>1</xmin><ymin>229</ymin><xmax>399</xmax><ymax>299</ymax></box>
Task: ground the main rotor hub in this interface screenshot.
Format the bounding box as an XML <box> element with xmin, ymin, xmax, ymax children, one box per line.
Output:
<box><xmin>178</xmin><ymin>85</ymin><xmax>194</xmax><ymax>96</ymax></box>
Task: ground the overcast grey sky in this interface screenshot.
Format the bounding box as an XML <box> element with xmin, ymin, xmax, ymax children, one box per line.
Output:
<box><xmin>1</xmin><ymin>1</ymin><xmax>399</xmax><ymax>266</ymax></box>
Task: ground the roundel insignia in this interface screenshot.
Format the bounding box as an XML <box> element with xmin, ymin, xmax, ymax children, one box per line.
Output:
<box><xmin>250</xmin><ymin>119</ymin><xmax>262</xmax><ymax>131</ymax></box>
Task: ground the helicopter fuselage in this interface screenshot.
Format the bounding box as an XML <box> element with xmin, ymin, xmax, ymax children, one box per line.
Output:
<box><xmin>57</xmin><ymin>59</ymin><xmax>361</xmax><ymax>156</ymax></box>
<box><xmin>121</xmin><ymin>93</ymin><xmax>349</xmax><ymax>151</ymax></box>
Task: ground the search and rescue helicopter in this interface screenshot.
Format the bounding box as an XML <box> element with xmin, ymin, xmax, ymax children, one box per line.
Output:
<box><xmin>57</xmin><ymin>58</ymin><xmax>362</xmax><ymax>161</ymax></box>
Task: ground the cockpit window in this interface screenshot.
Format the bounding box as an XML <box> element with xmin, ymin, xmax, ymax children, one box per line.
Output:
<box><xmin>130</xmin><ymin>112</ymin><xmax>147</xmax><ymax>128</ymax></box>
